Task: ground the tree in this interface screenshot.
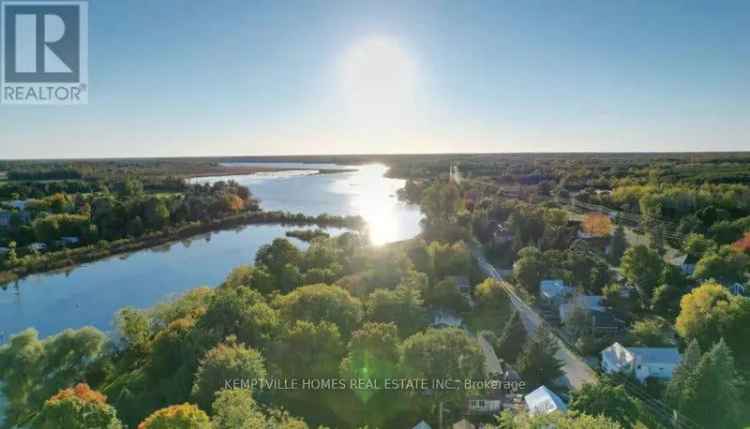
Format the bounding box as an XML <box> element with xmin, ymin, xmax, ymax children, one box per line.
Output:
<box><xmin>211</xmin><ymin>389</ymin><xmax>266</xmax><ymax>429</ymax></box>
<box><xmin>732</xmin><ymin>231</ymin><xmax>750</xmax><ymax>253</ymax></box>
<box><xmin>692</xmin><ymin>246</ymin><xmax>749</xmax><ymax>285</ymax></box>
<box><xmin>679</xmin><ymin>340</ymin><xmax>742</xmax><ymax>428</ymax></box>
<box><xmin>137</xmin><ymin>404</ymin><xmax>211</xmax><ymax>429</ymax></box>
<box><xmin>665</xmin><ymin>339</ymin><xmax>701</xmax><ymax>410</ymax></box>
<box><xmin>620</xmin><ymin>245</ymin><xmax>663</xmax><ymax>307</ymax></box>
<box><xmin>365</xmin><ymin>286</ymin><xmax>428</xmax><ymax>337</ymax></box>
<box><xmin>114</xmin><ymin>307</ymin><xmax>151</xmax><ymax>359</ymax></box>
<box><xmin>627</xmin><ymin>319</ymin><xmax>672</xmax><ymax>347</ymax></box>
<box><xmin>570</xmin><ymin>380</ymin><xmax>638</xmax><ymax>429</ymax></box>
<box><xmin>274</xmin><ymin>320</ymin><xmax>345</xmax><ymax>379</ymax></box>
<box><xmin>582</xmin><ymin>213</ymin><xmax>613</xmax><ymax>237</ymax></box>
<box><xmin>650</xmin><ymin>224</ymin><xmax>666</xmax><ymax>255</ymax></box>
<box><xmin>684</xmin><ymin>233</ymin><xmax>716</xmax><ymax>258</ymax></box>
<box><xmin>143</xmin><ymin>198</ymin><xmax>170</xmax><ymax>230</ymax></box>
<box><xmin>196</xmin><ymin>286</ymin><xmax>278</xmax><ymax>350</ymax></box>
<box><xmin>675</xmin><ymin>282</ymin><xmax>750</xmax><ymax>365</ymax></box>
<box><xmin>275</xmin><ymin>284</ymin><xmax>363</xmax><ymax>337</ymax></box>
<box><xmin>496</xmin><ymin>409</ymin><xmax>622</xmax><ymax>428</ymax></box>
<box><xmin>425</xmin><ymin>278</ymin><xmax>470</xmax><ymax>314</ymax></box>
<box><xmin>516</xmin><ymin>326</ymin><xmax>563</xmax><ymax>388</ymax></box>
<box><xmin>255</xmin><ymin>238</ymin><xmax>303</xmax><ymax>279</ymax></box>
<box><xmin>32</xmin><ymin>384</ymin><xmax>123</xmax><ymax>429</ymax></box>
<box><xmin>0</xmin><ymin>327</ymin><xmax>107</xmax><ymax>427</ymax></box>
<box><xmin>496</xmin><ymin>309</ymin><xmax>526</xmax><ymax>363</ymax></box>
<box><xmin>401</xmin><ymin>328</ymin><xmax>484</xmax><ymax>402</ymax></box>
<box><xmin>340</xmin><ymin>322</ymin><xmax>401</xmax><ymax>404</ymax></box>
<box><xmin>191</xmin><ymin>340</ymin><xmax>267</xmax><ymax>411</ymax></box>
<box><xmin>513</xmin><ymin>246</ymin><xmax>545</xmax><ymax>294</ymax></box>
<box><xmin>608</xmin><ymin>225</ymin><xmax>627</xmax><ymax>264</ymax></box>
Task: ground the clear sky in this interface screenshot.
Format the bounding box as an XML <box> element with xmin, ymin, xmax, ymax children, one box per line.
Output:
<box><xmin>1</xmin><ymin>0</ymin><xmax>749</xmax><ymax>159</ymax></box>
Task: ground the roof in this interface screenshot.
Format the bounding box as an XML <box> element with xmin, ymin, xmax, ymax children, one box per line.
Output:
<box><xmin>602</xmin><ymin>342</ymin><xmax>681</xmax><ymax>367</ymax></box>
<box><xmin>524</xmin><ymin>385</ymin><xmax>567</xmax><ymax>415</ymax></box>
<box><xmin>560</xmin><ymin>295</ymin><xmax>605</xmax><ymax>320</ymax></box>
<box><xmin>452</xmin><ymin>419</ymin><xmax>476</xmax><ymax>429</ymax></box>
<box><xmin>628</xmin><ymin>347</ymin><xmax>681</xmax><ymax>365</ymax></box>
<box><xmin>539</xmin><ymin>280</ymin><xmax>570</xmax><ymax>299</ymax></box>
<box><xmin>601</xmin><ymin>342</ymin><xmax>635</xmax><ymax>368</ymax></box>
<box><xmin>432</xmin><ymin>310</ymin><xmax>463</xmax><ymax>328</ymax></box>
<box><xmin>413</xmin><ymin>421</ymin><xmax>432</xmax><ymax>429</ymax></box>
<box><xmin>591</xmin><ymin>311</ymin><xmax>622</xmax><ymax>329</ymax></box>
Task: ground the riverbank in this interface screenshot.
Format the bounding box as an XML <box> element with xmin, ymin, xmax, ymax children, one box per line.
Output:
<box><xmin>0</xmin><ymin>210</ymin><xmax>365</xmax><ymax>286</ymax></box>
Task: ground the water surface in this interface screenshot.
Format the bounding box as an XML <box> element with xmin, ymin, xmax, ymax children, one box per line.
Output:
<box><xmin>0</xmin><ymin>164</ymin><xmax>421</xmax><ymax>342</ymax></box>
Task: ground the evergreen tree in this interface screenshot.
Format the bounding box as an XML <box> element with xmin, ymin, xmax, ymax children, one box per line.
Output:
<box><xmin>496</xmin><ymin>309</ymin><xmax>526</xmax><ymax>364</ymax></box>
<box><xmin>516</xmin><ymin>326</ymin><xmax>563</xmax><ymax>388</ymax></box>
<box><xmin>664</xmin><ymin>339</ymin><xmax>701</xmax><ymax>410</ymax></box>
<box><xmin>681</xmin><ymin>339</ymin><xmax>742</xmax><ymax>428</ymax></box>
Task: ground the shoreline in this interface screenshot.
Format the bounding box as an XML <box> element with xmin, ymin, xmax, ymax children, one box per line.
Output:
<box><xmin>0</xmin><ymin>210</ymin><xmax>365</xmax><ymax>286</ymax></box>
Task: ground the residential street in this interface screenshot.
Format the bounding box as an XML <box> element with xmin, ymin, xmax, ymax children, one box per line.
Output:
<box><xmin>473</xmin><ymin>248</ymin><xmax>598</xmax><ymax>390</ymax></box>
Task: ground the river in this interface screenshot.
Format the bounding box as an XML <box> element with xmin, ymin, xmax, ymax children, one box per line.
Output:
<box><xmin>0</xmin><ymin>164</ymin><xmax>422</xmax><ymax>343</ymax></box>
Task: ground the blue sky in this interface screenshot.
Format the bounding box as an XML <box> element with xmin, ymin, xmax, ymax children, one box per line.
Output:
<box><xmin>1</xmin><ymin>0</ymin><xmax>749</xmax><ymax>158</ymax></box>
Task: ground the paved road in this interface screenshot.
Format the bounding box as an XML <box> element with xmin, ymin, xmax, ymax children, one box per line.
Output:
<box><xmin>472</xmin><ymin>248</ymin><xmax>597</xmax><ymax>390</ymax></box>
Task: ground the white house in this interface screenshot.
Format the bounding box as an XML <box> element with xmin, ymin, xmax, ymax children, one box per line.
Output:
<box><xmin>61</xmin><ymin>236</ymin><xmax>80</xmax><ymax>246</ymax></box>
<box><xmin>559</xmin><ymin>294</ymin><xmax>605</xmax><ymax>322</ymax></box>
<box><xmin>539</xmin><ymin>279</ymin><xmax>573</xmax><ymax>304</ymax></box>
<box><xmin>601</xmin><ymin>342</ymin><xmax>681</xmax><ymax>383</ymax></box>
<box><xmin>28</xmin><ymin>242</ymin><xmax>47</xmax><ymax>252</ymax></box>
<box><xmin>413</xmin><ymin>421</ymin><xmax>432</xmax><ymax>429</ymax></box>
<box><xmin>432</xmin><ymin>310</ymin><xmax>463</xmax><ymax>328</ymax></box>
<box><xmin>524</xmin><ymin>385</ymin><xmax>567</xmax><ymax>416</ymax></box>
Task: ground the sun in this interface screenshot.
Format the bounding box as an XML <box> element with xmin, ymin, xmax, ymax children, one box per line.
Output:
<box><xmin>339</xmin><ymin>36</ymin><xmax>417</xmax><ymax>119</ymax></box>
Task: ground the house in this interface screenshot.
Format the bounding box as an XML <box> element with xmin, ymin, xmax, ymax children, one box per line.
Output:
<box><xmin>559</xmin><ymin>294</ymin><xmax>605</xmax><ymax>323</ymax></box>
<box><xmin>590</xmin><ymin>311</ymin><xmax>625</xmax><ymax>334</ymax></box>
<box><xmin>679</xmin><ymin>254</ymin><xmax>699</xmax><ymax>276</ymax></box>
<box><xmin>727</xmin><ymin>282</ymin><xmax>746</xmax><ymax>296</ymax></box>
<box><xmin>413</xmin><ymin>421</ymin><xmax>432</xmax><ymax>429</ymax></box>
<box><xmin>524</xmin><ymin>385</ymin><xmax>567</xmax><ymax>416</ymax></box>
<box><xmin>493</xmin><ymin>224</ymin><xmax>513</xmax><ymax>245</ymax></box>
<box><xmin>3</xmin><ymin>200</ymin><xmax>27</xmax><ymax>210</ymax></box>
<box><xmin>452</xmin><ymin>419</ymin><xmax>476</xmax><ymax>429</ymax></box>
<box><xmin>61</xmin><ymin>236</ymin><xmax>80</xmax><ymax>246</ymax></box>
<box><xmin>432</xmin><ymin>310</ymin><xmax>463</xmax><ymax>329</ymax></box>
<box><xmin>28</xmin><ymin>242</ymin><xmax>47</xmax><ymax>252</ymax></box>
<box><xmin>539</xmin><ymin>280</ymin><xmax>573</xmax><ymax>304</ymax></box>
<box><xmin>601</xmin><ymin>342</ymin><xmax>681</xmax><ymax>383</ymax></box>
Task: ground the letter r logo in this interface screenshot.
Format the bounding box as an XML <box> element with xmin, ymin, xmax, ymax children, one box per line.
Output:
<box><xmin>2</xmin><ymin>2</ymin><xmax>83</xmax><ymax>83</ymax></box>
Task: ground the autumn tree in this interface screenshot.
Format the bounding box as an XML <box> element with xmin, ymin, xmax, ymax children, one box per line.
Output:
<box><xmin>32</xmin><ymin>384</ymin><xmax>123</xmax><ymax>429</ymax></box>
<box><xmin>582</xmin><ymin>213</ymin><xmax>613</xmax><ymax>237</ymax></box>
<box><xmin>137</xmin><ymin>404</ymin><xmax>211</xmax><ymax>429</ymax></box>
<box><xmin>0</xmin><ymin>327</ymin><xmax>107</xmax><ymax>427</ymax></box>
<box><xmin>732</xmin><ymin>231</ymin><xmax>750</xmax><ymax>253</ymax></box>
<box><xmin>675</xmin><ymin>282</ymin><xmax>750</xmax><ymax>366</ymax></box>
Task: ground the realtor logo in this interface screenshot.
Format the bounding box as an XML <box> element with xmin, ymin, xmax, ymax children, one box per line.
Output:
<box><xmin>1</xmin><ymin>1</ymin><xmax>88</xmax><ymax>104</ymax></box>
